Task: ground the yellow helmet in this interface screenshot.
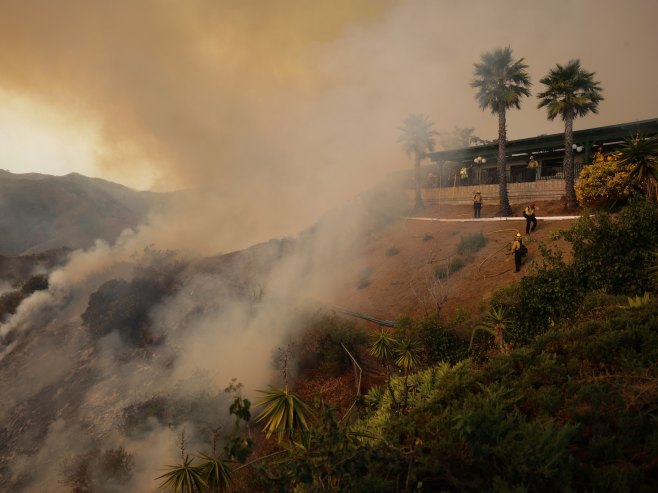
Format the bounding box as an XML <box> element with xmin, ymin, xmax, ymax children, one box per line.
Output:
<box><xmin>515</xmin><ymin>232</ymin><xmax>522</xmax><ymax>239</ymax></box>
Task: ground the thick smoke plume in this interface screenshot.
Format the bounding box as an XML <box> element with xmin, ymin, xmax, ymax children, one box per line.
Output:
<box><xmin>1</xmin><ymin>1</ymin><xmax>657</xmax><ymax>490</ymax></box>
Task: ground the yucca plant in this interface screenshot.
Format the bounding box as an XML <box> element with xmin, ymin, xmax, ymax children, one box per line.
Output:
<box><xmin>626</xmin><ymin>292</ymin><xmax>652</xmax><ymax>308</ymax></box>
<box><xmin>194</xmin><ymin>453</ymin><xmax>232</xmax><ymax>492</ymax></box>
<box><xmin>394</xmin><ymin>339</ymin><xmax>422</xmax><ymax>374</ymax></box>
<box><xmin>156</xmin><ymin>455</ymin><xmax>206</xmax><ymax>493</ymax></box>
<box><xmin>255</xmin><ymin>386</ymin><xmax>312</xmax><ymax>442</ymax></box>
<box><xmin>395</xmin><ymin>338</ymin><xmax>422</xmax><ymax>409</ymax></box>
<box><xmin>470</xmin><ymin>306</ymin><xmax>513</xmax><ymax>354</ymax></box>
<box><xmin>369</xmin><ymin>330</ymin><xmax>399</xmax><ymax>407</ymax></box>
<box><xmin>616</xmin><ymin>133</ymin><xmax>658</xmax><ymax>202</ymax></box>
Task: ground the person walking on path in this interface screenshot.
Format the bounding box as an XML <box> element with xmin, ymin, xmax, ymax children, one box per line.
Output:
<box><xmin>523</xmin><ymin>202</ymin><xmax>537</xmax><ymax>234</ymax></box>
<box><xmin>511</xmin><ymin>232</ymin><xmax>526</xmax><ymax>273</ymax></box>
<box><xmin>473</xmin><ymin>191</ymin><xmax>482</xmax><ymax>218</ymax></box>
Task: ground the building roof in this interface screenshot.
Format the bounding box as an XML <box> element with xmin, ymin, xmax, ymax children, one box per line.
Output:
<box><xmin>425</xmin><ymin>117</ymin><xmax>658</xmax><ymax>163</ymax></box>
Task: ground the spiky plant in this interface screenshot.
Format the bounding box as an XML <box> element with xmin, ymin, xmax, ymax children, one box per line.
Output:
<box><xmin>537</xmin><ymin>59</ymin><xmax>603</xmax><ymax>210</ymax></box>
<box><xmin>395</xmin><ymin>338</ymin><xmax>422</xmax><ymax>409</ymax></box>
<box><xmin>616</xmin><ymin>133</ymin><xmax>658</xmax><ymax>202</ymax></box>
<box><xmin>369</xmin><ymin>330</ymin><xmax>399</xmax><ymax>407</ymax></box>
<box><xmin>394</xmin><ymin>339</ymin><xmax>422</xmax><ymax>374</ymax></box>
<box><xmin>156</xmin><ymin>455</ymin><xmax>206</xmax><ymax>493</ymax></box>
<box><xmin>194</xmin><ymin>453</ymin><xmax>232</xmax><ymax>492</ymax></box>
<box><xmin>470</xmin><ymin>306</ymin><xmax>514</xmax><ymax>354</ymax></box>
<box><xmin>626</xmin><ymin>292</ymin><xmax>653</xmax><ymax>308</ymax></box>
<box><xmin>255</xmin><ymin>386</ymin><xmax>311</xmax><ymax>442</ymax></box>
<box><xmin>471</xmin><ymin>46</ymin><xmax>531</xmax><ymax>216</ymax></box>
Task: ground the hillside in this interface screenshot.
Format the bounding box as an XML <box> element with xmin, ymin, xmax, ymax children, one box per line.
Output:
<box><xmin>0</xmin><ymin>170</ymin><xmax>168</xmax><ymax>255</ymax></box>
<box><xmin>326</xmin><ymin>199</ymin><xmax>579</xmax><ymax>324</ymax></box>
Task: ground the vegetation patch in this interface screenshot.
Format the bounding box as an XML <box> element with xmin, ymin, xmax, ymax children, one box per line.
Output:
<box><xmin>384</xmin><ymin>247</ymin><xmax>399</xmax><ymax>256</ymax></box>
<box><xmin>458</xmin><ymin>231</ymin><xmax>487</xmax><ymax>255</ymax></box>
<box><xmin>357</xmin><ymin>267</ymin><xmax>372</xmax><ymax>289</ymax></box>
<box><xmin>435</xmin><ymin>256</ymin><xmax>465</xmax><ymax>279</ymax></box>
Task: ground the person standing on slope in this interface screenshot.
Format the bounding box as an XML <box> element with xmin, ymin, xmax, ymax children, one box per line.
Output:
<box><xmin>473</xmin><ymin>191</ymin><xmax>482</xmax><ymax>218</ymax></box>
<box><xmin>523</xmin><ymin>202</ymin><xmax>537</xmax><ymax>235</ymax></box>
<box><xmin>511</xmin><ymin>232</ymin><xmax>526</xmax><ymax>273</ymax></box>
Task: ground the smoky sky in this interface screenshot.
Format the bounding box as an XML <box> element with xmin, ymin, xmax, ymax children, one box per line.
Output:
<box><xmin>0</xmin><ymin>0</ymin><xmax>657</xmax><ymax>246</ymax></box>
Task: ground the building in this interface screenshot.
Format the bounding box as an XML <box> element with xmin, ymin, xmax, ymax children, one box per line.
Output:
<box><xmin>419</xmin><ymin>117</ymin><xmax>658</xmax><ymax>205</ymax></box>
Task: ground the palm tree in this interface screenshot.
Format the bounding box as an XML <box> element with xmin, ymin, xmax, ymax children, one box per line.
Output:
<box><xmin>471</xmin><ymin>46</ymin><xmax>531</xmax><ymax>216</ymax></box>
<box><xmin>615</xmin><ymin>133</ymin><xmax>658</xmax><ymax>202</ymax></box>
<box><xmin>537</xmin><ymin>59</ymin><xmax>603</xmax><ymax>210</ymax></box>
<box><xmin>398</xmin><ymin>113</ymin><xmax>439</xmax><ymax>213</ymax></box>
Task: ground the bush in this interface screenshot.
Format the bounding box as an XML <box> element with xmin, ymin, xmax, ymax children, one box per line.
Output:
<box><xmin>564</xmin><ymin>197</ymin><xmax>658</xmax><ymax>295</ymax></box>
<box><xmin>458</xmin><ymin>232</ymin><xmax>487</xmax><ymax>255</ymax></box>
<box><xmin>296</xmin><ymin>312</ymin><xmax>366</xmax><ymax>376</ymax></box>
<box><xmin>435</xmin><ymin>257</ymin><xmax>465</xmax><ymax>280</ymax></box>
<box><xmin>385</xmin><ymin>247</ymin><xmax>399</xmax><ymax>256</ymax></box>
<box><xmin>357</xmin><ymin>267</ymin><xmax>372</xmax><ymax>289</ymax></box>
<box><xmin>575</xmin><ymin>158</ymin><xmax>633</xmax><ymax>206</ymax></box>
<box><xmin>395</xmin><ymin>313</ymin><xmax>467</xmax><ymax>365</ymax></box>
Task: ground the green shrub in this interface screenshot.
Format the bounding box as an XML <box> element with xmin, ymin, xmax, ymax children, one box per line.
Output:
<box><xmin>296</xmin><ymin>312</ymin><xmax>366</xmax><ymax>376</ymax></box>
<box><xmin>435</xmin><ymin>257</ymin><xmax>465</xmax><ymax>280</ymax></box>
<box><xmin>564</xmin><ymin>197</ymin><xmax>658</xmax><ymax>295</ymax></box>
<box><xmin>385</xmin><ymin>247</ymin><xmax>399</xmax><ymax>256</ymax></box>
<box><xmin>395</xmin><ymin>313</ymin><xmax>466</xmax><ymax>365</ymax></box>
<box><xmin>458</xmin><ymin>232</ymin><xmax>487</xmax><ymax>255</ymax></box>
<box><xmin>422</xmin><ymin>233</ymin><xmax>433</xmax><ymax>242</ymax></box>
<box><xmin>357</xmin><ymin>267</ymin><xmax>372</xmax><ymax>289</ymax></box>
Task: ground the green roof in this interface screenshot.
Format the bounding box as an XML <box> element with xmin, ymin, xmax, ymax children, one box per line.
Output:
<box><xmin>426</xmin><ymin>117</ymin><xmax>658</xmax><ymax>163</ymax></box>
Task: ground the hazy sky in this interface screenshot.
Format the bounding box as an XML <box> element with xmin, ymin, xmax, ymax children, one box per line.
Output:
<box><xmin>0</xmin><ymin>0</ymin><xmax>657</xmax><ymax>230</ymax></box>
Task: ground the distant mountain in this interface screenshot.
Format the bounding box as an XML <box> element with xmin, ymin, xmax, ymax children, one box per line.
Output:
<box><xmin>0</xmin><ymin>171</ymin><xmax>168</xmax><ymax>255</ymax></box>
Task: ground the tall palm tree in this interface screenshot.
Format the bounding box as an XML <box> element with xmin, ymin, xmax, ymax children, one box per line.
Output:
<box><xmin>615</xmin><ymin>133</ymin><xmax>658</xmax><ymax>202</ymax></box>
<box><xmin>537</xmin><ymin>59</ymin><xmax>603</xmax><ymax>210</ymax></box>
<box><xmin>472</xmin><ymin>46</ymin><xmax>531</xmax><ymax>216</ymax></box>
<box><xmin>398</xmin><ymin>113</ymin><xmax>438</xmax><ymax>213</ymax></box>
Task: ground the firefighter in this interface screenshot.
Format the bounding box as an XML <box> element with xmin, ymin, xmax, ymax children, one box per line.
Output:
<box><xmin>523</xmin><ymin>202</ymin><xmax>537</xmax><ymax>234</ymax></box>
<box><xmin>511</xmin><ymin>232</ymin><xmax>526</xmax><ymax>273</ymax></box>
<box><xmin>473</xmin><ymin>191</ymin><xmax>482</xmax><ymax>218</ymax></box>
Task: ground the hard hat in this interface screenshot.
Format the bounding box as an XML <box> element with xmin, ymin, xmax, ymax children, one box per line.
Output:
<box><xmin>516</xmin><ymin>232</ymin><xmax>522</xmax><ymax>238</ymax></box>
<box><xmin>475</xmin><ymin>190</ymin><xmax>480</xmax><ymax>194</ymax></box>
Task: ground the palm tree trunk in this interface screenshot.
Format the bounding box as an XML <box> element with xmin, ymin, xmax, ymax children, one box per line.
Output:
<box><xmin>414</xmin><ymin>153</ymin><xmax>424</xmax><ymax>212</ymax></box>
<box><xmin>563</xmin><ymin>114</ymin><xmax>577</xmax><ymax>210</ymax></box>
<box><xmin>497</xmin><ymin>110</ymin><xmax>511</xmax><ymax>216</ymax></box>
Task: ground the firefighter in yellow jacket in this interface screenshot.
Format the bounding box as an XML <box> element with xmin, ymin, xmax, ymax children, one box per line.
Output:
<box><xmin>523</xmin><ymin>202</ymin><xmax>537</xmax><ymax>234</ymax></box>
<box><xmin>511</xmin><ymin>232</ymin><xmax>526</xmax><ymax>273</ymax></box>
<box><xmin>473</xmin><ymin>191</ymin><xmax>482</xmax><ymax>218</ymax></box>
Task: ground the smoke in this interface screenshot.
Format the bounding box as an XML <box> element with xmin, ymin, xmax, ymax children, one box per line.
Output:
<box><xmin>0</xmin><ymin>0</ymin><xmax>655</xmax><ymax>249</ymax></box>
<box><xmin>1</xmin><ymin>1</ymin><xmax>657</xmax><ymax>490</ymax></box>
<box><xmin>0</xmin><ymin>184</ymin><xmax>393</xmax><ymax>491</ymax></box>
